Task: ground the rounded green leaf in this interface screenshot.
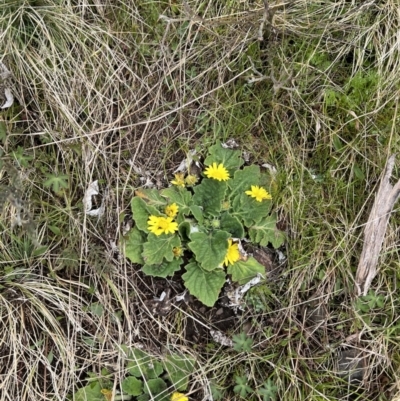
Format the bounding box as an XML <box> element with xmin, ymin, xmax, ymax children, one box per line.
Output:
<box><xmin>142</xmin><ymin>258</ymin><xmax>183</xmax><ymax>278</ymax></box>
<box><xmin>134</xmin><ymin>188</ymin><xmax>167</xmax><ymax>207</ymax></box>
<box><xmin>143</xmin><ymin>234</ymin><xmax>181</xmax><ymax>265</ymax></box>
<box><xmin>188</xmin><ymin>231</ymin><xmax>230</xmax><ymax>271</ymax></box>
<box><xmin>233</xmin><ymin>193</ymin><xmax>271</xmax><ymax>227</ymax></box>
<box><xmin>228</xmin><ymin>165</ymin><xmax>261</xmax><ymax>199</ymax></box>
<box><xmin>127</xmin><ymin>349</ymin><xmax>164</xmax><ymax>379</ymax></box>
<box><xmin>182</xmin><ymin>261</ymin><xmax>226</xmax><ymax>307</ymax></box>
<box><xmin>131</xmin><ymin>197</ymin><xmax>159</xmax><ymax>232</ymax></box>
<box><xmin>220</xmin><ymin>212</ymin><xmax>244</xmax><ymax>239</ymax></box>
<box><xmin>204</xmin><ymin>142</ymin><xmax>244</xmax><ymax>175</ymax></box>
<box><xmin>192</xmin><ymin>179</ymin><xmax>227</xmax><ymax>216</ymax></box>
<box><xmin>121</xmin><ymin>376</ymin><xmax>143</xmax><ymax>396</ymax></box>
<box><xmin>123</xmin><ymin>226</ymin><xmax>145</xmax><ymax>264</ymax></box>
<box><xmin>227</xmin><ymin>257</ymin><xmax>265</xmax><ymax>285</ymax></box>
<box><xmin>144</xmin><ymin>378</ymin><xmax>168</xmax><ymax>401</ymax></box>
<box><xmin>163</xmin><ymin>353</ymin><xmax>196</xmax><ymax>391</ymax></box>
<box><xmin>248</xmin><ymin>214</ymin><xmax>285</xmax><ymax>248</ymax></box>
<box><xmin>161</xmin><ymin>186</ymin><xmax>192</xmax><ymax>214</ymax></box>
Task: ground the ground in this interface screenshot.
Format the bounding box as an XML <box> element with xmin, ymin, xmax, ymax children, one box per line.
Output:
<box><xmin>0</xmin><ymin>0</ymin><xmax>400</xmax><ymax>400</ymax></box>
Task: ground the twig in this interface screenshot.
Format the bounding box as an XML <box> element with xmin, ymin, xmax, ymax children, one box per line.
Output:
<box><xmin>355</xmin><ymin>155</ymin><xmax>400</xmax><ymax>295</ymax></box>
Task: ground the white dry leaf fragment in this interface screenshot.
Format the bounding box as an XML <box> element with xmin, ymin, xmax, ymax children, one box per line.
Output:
<box><xmin>235</xmin><ymin>273</ymin><xmax>263</xmax><ymax>302</ymax></box>
<box><xmin>86</xmin><ymin>203</ymin><xmax>105</xmax><ymax>217</ymax></box>
<box><xmin>261</xmin><ymin>163</ymin><xmax>277</xmax><ymax>175</ymax></box>
<box><xmin>221</xmin><ymin>138</ymin><xmax>239</xmax><ymax>149</ymax></box>
<box><xmin>83</xmin><ymin>180</ymin><xmax>105</xmax><ymax>217</ymax></box>
<box><xmin>175</xmin><ymin>290</ymin><xmax>187</xmax><ymax>302</ymax></box>
<box><xmin>122</xmin><ymin>219</ymin><xmax>132</xmax><ymax>236</ymax></box>
<box><xmin>233</xmin><ymin>238</ymin><xmax>248</xmax><ymax>260</ymax></box>
<box><xmin>1</xmin><ymin>87</ymin><xmax>14</xmax><ymax>109</ymax></box>
<box><xmin>174</xmin><ymin>149</ymin><xmax>197</xmax><ymax>173</ymax></box>
<box><xmin>226</xmin><ymin>273</ymin><xmax>264</xmax><ymax>310</ymax></box>
<box><xmin>242</xmin><ymin>150</ymin><xmax>251</xmax><ymax>162</ymax></box>
<box><xmin>83</xmin><ymin>180</ymin><xmax>99</xmax><ymax>212</ymax></box>
<box><xmin>154</xmin><ymin>291</ymin><xmax>167</xmax><ymax>302</ymax></box>
<box><xmin>277</xmin><ymin>250</ymin><xmax>286</xmax><ymax>262</ymax></box>
<box><xmin>140</xmin><ymin>176</ymin><xmax>155</xmax><ymax>188</ymax></box>
<box><xmin>210</xmin><ymin>330</ymin><xmax>233</xmax><ymax>347</ymax></box>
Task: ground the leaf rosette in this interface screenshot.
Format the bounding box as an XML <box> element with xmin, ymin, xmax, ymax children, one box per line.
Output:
<box><xmin>122</xmin><ymin>142</ymin><xmax>285</xmax><ymax>306</ymax></box>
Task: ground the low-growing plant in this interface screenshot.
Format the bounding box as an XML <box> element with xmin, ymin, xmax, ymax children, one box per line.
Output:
<box><xmin>122</xmin><ymin>142</ymin><xmax>285</xmax><ymax>306</ymax></box>
<box><xmin>232</xmin><ymin>375</ymin><xmax>277</xmax><ymax>401</ymax></box>
<box><xmin>74</xmin><ymin>346</ymin><xmax>194</xmax><ymax>401</ymax></box>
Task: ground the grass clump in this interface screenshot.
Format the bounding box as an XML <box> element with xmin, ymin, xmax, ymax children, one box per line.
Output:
<box><xmin>1</xmin><ymin>0</ymin><xmax>400</xmax><ymax>400</ymax></box>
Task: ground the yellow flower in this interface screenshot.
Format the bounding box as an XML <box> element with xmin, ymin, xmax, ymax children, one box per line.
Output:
<box><xmin>204</xmin><ymin>162</ymin><xmax>230</xmax><ymax>181</ymax></box>
<box><xmin>170</xmin><ymin>392</ymin><xmax>188</xmax><ymax>401</ymax></box>
<box><xmin>245</xmin><ymin>185</ymin><xmax>272</xmax><ymax>202</ymax></box>
<box><xmin>171</xmin><ymin>173</ymin><xmax>185</xmax><ymax>187</ymax></box>
<box><xmin>148</xmin><ymin>215</ymin><xmax>178</xmax><ymax>235</ymax></box>
<box><xmin>165</xmin><ymin>203</ymin><xmax>179</xmax><ymax>218</ymax></box>
<box><xmin>101</xmin><ymin>389</ymin><xmax>113</xmax><ymax>401</ymax></box>
<box><xmin>223</xmin><ymin>239</ymin><xmax>240</xmax><ymax>266</ymax></box>
<box><xmin>185</xmin><ymin>174</ymin><xmax>198</xmax><ymax>186</ymax></box>
<box><xmin>172</xmin><ymin>246</ymin><xmax>183</xmax><ymax>258</ymax></box>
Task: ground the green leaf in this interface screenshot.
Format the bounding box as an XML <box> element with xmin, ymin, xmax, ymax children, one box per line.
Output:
<box><xmin>134</xmin><ymin>188</ymin><xmax>167</xmax><ymax>207</ymax></box>
<box><xmin>220</xmin><ymin>212</ymin><xmax>244</xmax><ymax>238</ymax></box>
<box><xmin>131</xmin><ymin>197</ymin><xmax>159</xmax><ymax>232</ymax></box>
<box><xmin>123</xmin><ymin>226</ymin><xmax>145</xmax><ymax>264</ymax></box>
<box><xmin>142</xmin><ymin>258</ymin><xmax>182</xmax><ymax>278</ymax></box>
<box><xmin>189</xmin><ymin>205</ymin><xmax>204</xmax><ymax>224</ymax></box>
<box><xmin>12</xmin><ymin>146</ymin><xmax>33</xmax><ymax>168</ymax></box>
<box><xmin>0</xmin><ymin>121</ymin><xmax>7</xmax><ymax>141</ymax></box>
<box><xmin>257</xmin><ymin>379</ymin><xmax>277</xmax><ymax>401</ymax></box>
<box><xmin>228</xmin><ymin>165</ymin><xmax>261</xmax><ymax>200</ymax></box>
<box><xmin>192</xmin><ymin>179</ymin><xmax>227</xmax><ymax>216</ymax></box>
<box><xmin>178</xmin><ymin>220</ymin><xmax>192</xmax><ymax>241</ymax></box>
<box><xmin>227</xmin><ymin>257</ymin><xmax>265</xmax><ymax>285</ymax></box>
<box><xmin>248</xmin><ymin>214</ymin><xmax>285</xmax><ymax>248</ymax></box>
<box><xmin>161</xmin><ymin>186</ymin><xmax>192</xmax><ymax>214</ymax></box>
<box><xmin>32</xmin><ymin>246</ymin><xmax>49</xmax><ymax>257</ymax></box>
<box><xmin>143</xmin><ymin>378</ymin><xmax>168</xmax><ymax>401</ymax></box>
<box><xmin>233</xmin><ymin>332</ymin><xmax>254</xmax><ymax>353</ymax></box>
<box><xmin>188</xmin><ymin>231</ymin><xmax>230</xmax><ymax>271</ymax></box>
<box><xmin>163</xmin><ymin>353</ymin><xmax>196</xmax><ymax>391</ymax></box>
<box><xmin>121</xmin><ymin>376</ymin><xmax>143</xmax><ymax>396</ymax></box>
<box><xmin>48</xmin><ymin>225</ymin><xmax>61</xmax><ymax>236</ymax></box>
<box><xmin>43</xmin><ymin>173</ymin><xmax>69</xmax><ymax>193</ymax></box>
<box><xmin>233</xmin><ymin>193</ymin><xmax>271</xmax><ymax>226</ymax></box>
<box><xmin>182</xmin><ymin>261</ymin><xmax>226</xmax><ymax>307</ymax></box>
<box><xmin>74</xmin><ymin>381</ymin><xmax>103</xmax><ymax>401</ymax></box>
<box><xmin>127</xmin><ymin>349</ymin><xmax>164</xmax><ymax>379</ymax></box>
<box><xmin>143</xmin><ymin>234</ymin><xmax>181</xmax><ymax>265</ymax></box>
<box><xmin>233</xmin><ymin>376</ymin><xmax>253</xmax><ymax>398</ymax></box>
<box><xmin>87</xmin><ymin>302</ymin><xmax>104</xmax><ymax>317</ymax></box>
<box><xmin>204</xmin><ymin>142</ymin><xmax>244</xmax><ymax>175</ymax></box>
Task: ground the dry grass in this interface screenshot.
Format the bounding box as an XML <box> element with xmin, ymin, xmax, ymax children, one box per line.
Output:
<box><xmin>1</xmin><ymin>0</ymin><xmax>400</xmax><ymax>400</ymax></box>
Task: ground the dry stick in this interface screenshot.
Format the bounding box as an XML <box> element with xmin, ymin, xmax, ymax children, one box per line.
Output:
<box><xmin>355</xmin><ymin>155</ymin><xmax>400</xmax><ymax>296</ymax></box>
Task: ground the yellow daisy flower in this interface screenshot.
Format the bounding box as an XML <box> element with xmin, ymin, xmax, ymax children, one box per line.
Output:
<box><xmin>170</xmin><ymin>392</ymin><xmax>189</xmax><ymax>401</ymax></box>
<box><xmin>171</xmin><ymin>173</ymin><xmax>185</xmax><ymax>187</ymax></box>
<box><xmin>165</xmin><ymin>203</ymin><xmax>179</xmax><ymax>218</ymax></box>
<box><xmin>148</xmin><ymin>215</ymin><xmax>178</xmax><ymax>235</ymax></box>
<box><xmin>204</xmin><ymin>162</ymin><xmax>230</xmax><ymax>181</ymax></box>
<box><xmin>223</xmin><ymin>239</ymin><xmax>240</xmax><ymax>266</ymax></box>
<box><xmin>245</xmin><ymin>185</ymin><xmax>272</xmax><ymax>202</ymax></box>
